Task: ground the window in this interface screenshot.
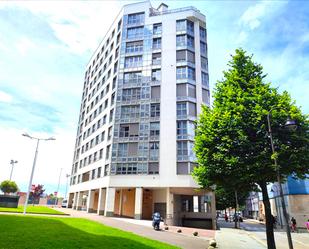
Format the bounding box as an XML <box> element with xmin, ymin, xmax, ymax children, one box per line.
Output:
<box><xmin>202</xmin><ymin>72</ymin><xmax>209</xmax><ymax>88</ymax></box>
<box><xmin>106</xmin><ymin>145</ymin><xmax>110</xmax><ymax>159</ymax></box>
<box><xmin>176</xmin><ymin>35</ymin><xmax>186</xmax><ymax>47</ymax></box>
<box><xmin>109</xmin><ymin>109</ymin><xmax>114</xmax><ymax>123</ymax></box>
<box><xmin>200</xmin><ymin>41</ymin><xmax>207</xmax><ymax>55</ymax></box>
<box><xmin>124</xmin><ymin>71</ymin><xmax>142</xmax><ymax>84</ymax></box>
<box><xmin>177</xmin><ymin>121</ymin><xmax>187</xmax><ymax>136</ymax></box>
<box><xmin>152</xmin><ymin>38</ymin><xmax>161</xmax><ymax>49</ymax></box>
<box><xmin>150</xmin><ymin>122</ymin><xmax>160</xmax><ymax>136</ymax></box>
<box><xmin>177</xmin><ymin>102</ymin><xmax>187</xmax><ymax>117</ymax></box>
<box><xmin>97</xmin><ymin>167</ymin><xmax>102</xmax><ymax>178</ymax></box>
<box><xmin>126</xmin><ymin>41</ymin><xmax>143</xmax><ymax>53</ymax></box>
<box><xmin>202</xmin><ymin>89</ymin><xmax>210</xmax><ymax>104</ymax></box>
<box><xmin>200</xmin><ymin>27</ymin><xmax>206</xmax><ymax>40</ymax></box>
<box><xmin>118</xmin><ymin>143</ymin><xmax>128</xmax><ymax>157</ymax></box>
<box><xmin>104</xmin><ymin>164</ymin><xmax>109</xmax><ymax>176</ymax></box>
<box><xmin>125</xmin><ymin>56</ymin><xmax>142</xmax><ymax>68</ymax></box>
<box><xmin>151</xmin><ymin>69</ymin><xmax>161</xmax><ymax>81</ymax></box>
<box><xmin>148</xmin><ymin>162</ymin><xmax>159</xmax><ymax>174</ymax></box>
<box><xmin>151</xmin><ymin>86</ymin><xmax>160</xmax><ymax>99</ymax></box>
<box><xmin>188</xmin><ymin>67</ymin><xmax>195</xmax><ymax>80</ymax></box>
<box><xmin>150</xmin><ymin>103</ymin><xmax>160</xmax><ymax>117</ymax></box>
<box><xmin>121</xmin><ymin>105</ymin><xmax>140</xmax><ymax>119</ymax></box>
<box><xmin>123</xmin><ymin>88</ymin><xmax>140</xmax><ymax>101</ymax></box>
<box><xmin>149</xmin><ymin>142</ymin><xmax>159</xmax><ymax>160</ymax></box>
<box><xmin>177</xmin><ymin>162</ymin><xmax>189</xmax><ymax>175</ymax></box>
<box><xmin>108</xmin><ymin>126</ymin><xmax>112</xmax><ymax>140</ymax></box>
<box><xmin>152</xmin><ymin>53</ymin><xmax>161</xmax><ymax>65</ymax></box>
<box><xmin>201</xmin><ymin>57</ymin><xmax>208</xmax><ymax>71</ymax></box>
<box><xmin>187</xmin><ymin>20</ymin><xmax>194</xmax><ymax>34</ymax></box>
<box><xmin>177</xmin><ymin>141</ymin><xmax>188</xmax><ymax>157</ymax></box>
<box><xmin>99</xmin><ymin>148</ymin><xmax>103</xmax><ymax>159</ymax></box>
<box><xmin>176</xmin><ymin>50</ymin><xmax>195</xmax><ymax>63</ymax></box>
<box><xmin>127</xmin><ymin>27</ymin><xmax>144</xmax><ymax>39</ymax></box>
<box><xmin>153</xmin><ymin>23</ymin><xmax>162</xmax><ymax>35</ymax></box>
<box><xmin>120</xmin><ymin>125</ymin><xmax>129</xmax><ymax>137</ymax></box>
<box><xmin>127</xmin><ymin>12</ymin><xmax>144</xmax><ymax>25</ymax></box>
<box><xmin>176</xmin><ymin>20</ymin><xmax>186</xmax><ymax>31</ymax></box>
<box><xmin>187</xmin><ymin>35</ymin><xmax>194</xmax><ymax>48</ymax></box>
<box><xmin>177</xmin><ymin>66</ymin><xmax>196</xmax><ymax>80</ymax></box>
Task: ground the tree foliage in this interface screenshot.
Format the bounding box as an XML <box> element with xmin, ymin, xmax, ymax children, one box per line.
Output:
<box><xmin>193</xmin><ymin>49</ymin><xmax>309</xmax><ymax>248</ymax></box>
<box><xmin>0</xmin><ymin>180</ymin><xmax>18</xmax><ymax>194</ymax></box>
<box><xmin>30</xmin><ymin>184</ymin><xmax>45</xmax><ymax>204</ymax></box>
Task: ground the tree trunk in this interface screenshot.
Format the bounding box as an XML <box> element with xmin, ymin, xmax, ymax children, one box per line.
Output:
<box><xmin>260</xmin><ymin>181</ymin><xmax>276</xmax><ymax>249</ymax></box>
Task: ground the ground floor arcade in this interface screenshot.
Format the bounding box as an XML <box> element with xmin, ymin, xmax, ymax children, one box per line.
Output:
<box><xmin>68</xmin><ymin>187</ymin><xmax>216</xmax><ymax>229</ymax></box>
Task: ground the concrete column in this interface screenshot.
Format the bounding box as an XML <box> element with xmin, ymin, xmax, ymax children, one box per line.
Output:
<box><xmin>166</xmin><ymin>187</ymin><xmax>174</xmax><ymax>225</ymax></box>
<box><xmin>97</xmin><ymin>188</ymin><xmax>106</xmax><ymax>215</ymax></box>
<box><xmin>104</xmin><ymin>187</ymin><xmax>116</xmax><ymax>217</ymax></box>
<box><xmin>86</xmin><ymin>190</ymin><xmax>95</xmax><ymax>213</ymax></box>
<box><xmin>72</xmin><ymin>192</ymin><xmax>78</xmax><ymax>209</ymax></box>
<box><xmin>68</xmin><ymin>193</ymin><xmax>74</xmax><ymax>208</ymax></box>
<box><xmin>76</xmin><ymin>191</ymin><xmax>83</xmax><ymax>210</ymax></box>
<box><xmin>119</xmin><ymin>189</ymin><xmax>123</xmax><ymax>216</ymax></box>
<box><xmin>134</xmin><ymin>187</ymin><xmax>143</xmax><ymax>219</ymax></box>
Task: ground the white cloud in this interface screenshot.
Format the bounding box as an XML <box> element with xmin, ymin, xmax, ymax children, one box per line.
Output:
<box><xmin>0</xmin><ymin>90</ymin><xmax>13</xmax><ymax>103</ymax></box>
<box><xmin>240</xmin><ymin>1</ymin><xmax>271</xmax><ymax>30</ymax></box>
<box><xmin>0</xmin><ymin>1</ymin><xmax>123</xmax><ymax>54</ymax></box>
<box><xmin>16</xmin><ymin>37</ymin><xmax>35</xmax><ymax>56</ymax></box>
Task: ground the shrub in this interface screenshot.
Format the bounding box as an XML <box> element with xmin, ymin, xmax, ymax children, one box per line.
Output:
<box><xmin>177</xmin><ymin>229</ymin><xmax>182</xmax><ymax>233</ymax></box>
<box><xmin>0</xmin><ymin>180</ymin><xmax>18</xmax><ymax>194</ymax></box>
<box><xmin>193</xmin><ymin>231</ymin><xmax>198</xmax><ymax>236</ymax></box>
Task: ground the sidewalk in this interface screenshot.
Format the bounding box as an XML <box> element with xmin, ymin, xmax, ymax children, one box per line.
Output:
<box><xmin>216</xmin><ymin>228</ymin><xmax>266</xmax><ymax>249</ymax></box>
<box><xmin>56</xmin><ymin>208</ymin><xmax>211</xmax><ymax>249</ymax></box>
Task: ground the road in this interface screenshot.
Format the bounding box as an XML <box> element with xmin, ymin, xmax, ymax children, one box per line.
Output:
<box><xmin>216</xmin><ymin>218</ymin><xmax>309</xmax><ymax>249</ymax></box>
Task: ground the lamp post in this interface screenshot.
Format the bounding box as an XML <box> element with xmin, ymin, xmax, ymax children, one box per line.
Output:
<box><xmin>55</xmin><ymin>168</ymin><xmax>63</xmax><ymax>206</ymax></box>
<box><xmin>9</xmin><ymin>160</ymin><xmax>18</xmax><ymax>181</ymax></box>
<box><xmin>267</xmin><ymin>108</ymin><xmax>297</xmax><ymax>249</ymax></box>
<box><xmin>22</xmin><ymin>133</ymin><xmax>55</xmax><ymax>215</ymax></box>
<box><xmin>65</xmin><ymin>174</ymin><xmax>70</xmax><ymax>199</ymax></box>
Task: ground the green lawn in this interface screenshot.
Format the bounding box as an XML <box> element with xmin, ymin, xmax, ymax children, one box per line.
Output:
<box><xmin>0</xmin><ymin>215</ymin><xmax>178</xmax><ymax>249</ymax></box>
<box><xmin>0</xmin><ymin>206</ymin><xmax>65</xmax><ymax>215</ymax></box>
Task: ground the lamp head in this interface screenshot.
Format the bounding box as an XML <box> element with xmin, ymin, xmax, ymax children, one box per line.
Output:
<box><xmin>284</xmin><ymin>118</ymin><xmax>298</xmax><ymax>131</ymax></box>
<box><xmin>22</xmin><ymin>133</ymin><xmax>32</xmax><ymax>139</ymax></box>
<box><xmin>47</xmin><ymin>137</ymin><xmax>56</xmax><ymax>141</ymax></box>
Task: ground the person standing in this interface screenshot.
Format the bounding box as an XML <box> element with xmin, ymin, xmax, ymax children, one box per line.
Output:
<box><xmin>291</xmin><ymin>217</ymin><xmax>297</xmax><ymax>232</ymax></box>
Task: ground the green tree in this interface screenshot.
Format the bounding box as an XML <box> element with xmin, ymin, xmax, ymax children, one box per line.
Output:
<box><xmin>0</xmin><ymin>180</ymin><xmax>18</xmax><ymax>194</ymax></box>
<box><xmin>29</xmin><ymin>184</ymin><xmax>45</xmax><ymax>205</ymax></box>
<box><xmin>193</xmin><ymin>49</ymin><xmax>309</xmax><ymax>249</ymax></box>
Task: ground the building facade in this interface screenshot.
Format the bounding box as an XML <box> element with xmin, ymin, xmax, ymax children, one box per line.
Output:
<box><xmin>68</xmin><ymin>1</ymin><xmax>215</xmax><ymax>229</ymax></box>
<box><xmin>268</xmin><ymin>177</ymin><xmax>309</xmax><ymax>229</ymax></box>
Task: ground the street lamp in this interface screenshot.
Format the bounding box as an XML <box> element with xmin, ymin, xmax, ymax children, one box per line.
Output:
<box><xmin>65</xmin><ymin>173</ymin><xmax>70</xmax><ymax>199</ymax></box>
<box><xmin>267</xmin><ymin>108</ymin><xmax>297</xmax><ymax>249</ymax></box>
<box><xmin>55</xmin><ymin>168</ymin><xmax>63</xmax><ymax>206</ymax></box>
<box><xmin>22</xmin><ymin>133</ymin><xmax>55</xmax><ymax>215</ymax></box>
<box><xmin>9</xmin><ymin>160</ymin><xmax>18</xmax><ymax>181</ymax></box>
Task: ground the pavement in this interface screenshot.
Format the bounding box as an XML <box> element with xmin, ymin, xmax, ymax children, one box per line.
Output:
<box><xmin>56</xmin><ymin>208</ymin><xmax>213</xmax><ymax>249</ymax></box>
<box><xmin>216</xmin><ymin>218</ymin><xmax>309</xmax><ymax>249</ymax></box>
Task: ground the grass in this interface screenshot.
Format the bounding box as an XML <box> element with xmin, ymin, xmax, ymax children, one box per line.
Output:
<box><xmin>0</xmin><ymin>206</ymin><xmax>65</xmax><ymax>215</ymax></box>
<box><xmin>0</xmin><ymin>215</ymin><xmax>178</xmax><ymax>249</ymax></box>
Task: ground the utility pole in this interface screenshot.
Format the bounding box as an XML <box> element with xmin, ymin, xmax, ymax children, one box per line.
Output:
<box><xmin>9</xmin><ymin>160</ymin><xmax>18</xmax><ymax>181</ymax></box>
<box><xmin>65</xmin><ymin>174</ymin><xmax>70</xmax><ymax>199</ymax></box>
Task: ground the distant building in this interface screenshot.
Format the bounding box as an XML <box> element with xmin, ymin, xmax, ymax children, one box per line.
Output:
<box><xmin>67</xmin><ymin>1</ymin><xmax>215</xmax><ymax>229</ymax></box>
<box><xmin>243</xmin><ymin>192</ymin><xmax>259</xmax><ymax>219</ymax></box>
<box><xmin>269</xmin><ymin>177</ymin><xmax>309</xmax><ymax>228</ymax></box>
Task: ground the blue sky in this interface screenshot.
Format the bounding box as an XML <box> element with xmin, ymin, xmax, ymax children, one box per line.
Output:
<box><xmin>0</xmin><ymin>0</ymin><xmax>308</xmax><ymax>196</ymax></box>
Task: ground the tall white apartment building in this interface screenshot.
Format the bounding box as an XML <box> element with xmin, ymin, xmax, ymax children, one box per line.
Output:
<box><xmin>68</xmin><ymin>1</ymin><xmax>215</xmax><ymax>229</ymax></box>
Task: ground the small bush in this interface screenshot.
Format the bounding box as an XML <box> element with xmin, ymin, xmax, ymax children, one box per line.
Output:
<box><xmin>177</xmin><ymin>229</ymin><xmax>182</xmax><ymax>233</ymax></box>
<box><xmin>193</xmin><ymin>231</ymin><xmax>198</xmax><ymax>236</ymax></box>
<box><xmin>164</xmin><ymin>226</ymin><xmax>169</xmax><ymax>230</ymax></box>
<box><xmin>0</xmin><ymin>180</ymin><xmax>18</xmax><ymax>194</ymax></box>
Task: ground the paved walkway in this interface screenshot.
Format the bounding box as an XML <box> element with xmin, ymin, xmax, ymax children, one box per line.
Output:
<box><xmin>56</xmin><ymin>208</ymin><xmax>212</xmax><ymax>249</ymax></box>
<box><xmin>216</xmin><ymin>218</ymin><xmax>309</xmax><ymax>249</ymax></box>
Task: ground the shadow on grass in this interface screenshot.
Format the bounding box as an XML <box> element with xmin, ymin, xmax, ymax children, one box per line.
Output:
<box><xmin>0</xmin><ymin>215</ymin><xmax>177</xmax><ymax>249</ymax></box>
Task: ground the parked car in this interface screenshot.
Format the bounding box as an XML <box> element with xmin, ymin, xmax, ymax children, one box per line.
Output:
<box><xmin>61</xmin><ymin>199</ymin><xmax>68</xmax><ymax>208</ymax></box>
